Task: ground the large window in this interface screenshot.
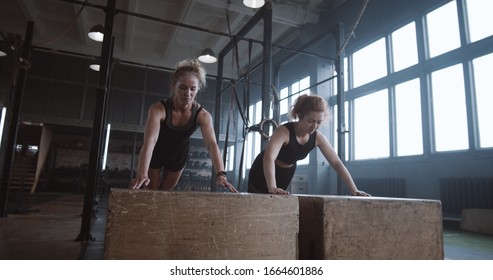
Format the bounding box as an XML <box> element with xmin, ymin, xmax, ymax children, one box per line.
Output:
<box><xmin>391</xmin><ymin>22</ymin><xmax>419</xmax><ymax>72</ymax></box>
<box><xmin>352</xmin><ymin>38</ymin><xmax>387</xmax><ymax>87</ymax></box>
<box><xmin>466</xmin><ymin>0</ymin><xmax>493</xmax><ymax>42</ymax></box>
<box><xmin>280</xmin><ymin>87</ymin><xmax>289</xmax><ymax>116</ymax></box>
<box><xmin>431</xmin><ymin>64</ymin><xmax>469</xmax><ymax>151</ymax></box>
<box><xmin>337</xmin><ymin>0</ymin><xmax>493</xmax><ymax>161</ymax></box>
<box><xmin>395</xmin><ymin>79</ymin><xmax>423</xmax><ymax>156</ymax></box>
<box><xmin>472</xmin><ymin>53</ymin><xmax>493</xmax><ymax>148</ymax></box>
<box><xmin>299</xmin><ymin>76</ymin><xmax>311</xmax><ymax>96</ymax></box>
<box><xmin>354</xmin><ymin>89</ymin><xmax>389</xmax><ymax>160</ymax></box>
<box><xmin>426</xmin><ymin>1</ymin><xmax>461</xmax><ymax>58</ymax></box>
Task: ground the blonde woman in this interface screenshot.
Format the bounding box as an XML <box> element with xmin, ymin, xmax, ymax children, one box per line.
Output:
<box><xmin>130</xmin><ymin>59</ymin><xmax>236</xmax><ymax>192</ymax></box>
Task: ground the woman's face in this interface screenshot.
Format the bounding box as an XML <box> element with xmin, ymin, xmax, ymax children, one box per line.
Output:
<box><xmin>173</xmin><ymin>73</ymin><xmax>200</xmax><ymax>105</ymax></box>
<box><xmin>299</xmin><ymin>111</ymin><xmax>324</xmax><ymax>134</ymax></box>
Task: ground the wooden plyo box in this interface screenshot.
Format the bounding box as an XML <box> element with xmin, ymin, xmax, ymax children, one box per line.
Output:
<box><xmin>297</xmin><ymin>195</ymin><xmax>444</xmax><ymax>260</ymax></box>
<box><xmin>104</xmin><ymin>189</ymin><xmax>299</xmax><ymax>259</ymax></box>
<box><xmin>461</xmin><ymin>209</ymin><xmax>493</xmax><ymax>235</ymax></box>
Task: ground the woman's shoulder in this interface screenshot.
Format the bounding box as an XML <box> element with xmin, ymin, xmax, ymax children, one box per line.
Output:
<box><xmin>280</xmin><ymin>122</ymin><xmax>295</xmax><ymax>134</ymax></box>
<box><xmin>273</xmin><ymin>123</ymin><xmax>291</xmax><ymax>138</ymax></box>
<box><xmin>195</xmin><ymin>101</ymin><xmax>208</xmax><ymax>115</ymax></box>
<box><xmin>314</xmin><ymin>129</ymin><xmax>329</xmax><ymax>145</ymax></box>
<box><xmin>150</xmin><ymin>100</ymin><xmax>166</xmax><ymax>110</ymax></box>
<box><xmin>148</xmin><ymin>100</ymin><xmax>167</xmax><ymax>118</ymax></box>
<box><xmin>196</xmin><ymin>105</ymin><xmax>212</xmax><ymax>124</ymax></box>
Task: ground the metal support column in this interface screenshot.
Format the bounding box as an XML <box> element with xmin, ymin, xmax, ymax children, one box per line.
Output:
<box><xmin>212</xmin><ymin>52</ymin><xmax>225</xmax><ymax>192</ymax></box>
<box><xmin>0</xmin><ymin>22</ymin><xmax>34</xmax><ymax>217</ymax></box>
<box><xmin>77</xmin><ymin>0</ymin><xmax>115</xmax><ymax>242</ymax></box>
<box><xmin>334</xmin><ymin>23</ymin><xmax>346</xmax><ymax>195</ymax></box>
<box><xmin>260</xmin><ymin>1</ymin><xmax>273</xmax><ymax>151</ymax></box>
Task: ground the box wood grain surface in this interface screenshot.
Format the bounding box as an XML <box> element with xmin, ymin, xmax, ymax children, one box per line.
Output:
<box><xmin>297</xmin><ymin>195</ymin><xmax>443</xmax><ymax>260</ymax></box>
<box><xmin>104</xmin><ymin>189</ymin><xmax>299</xmax><ymax>259</ymax></box>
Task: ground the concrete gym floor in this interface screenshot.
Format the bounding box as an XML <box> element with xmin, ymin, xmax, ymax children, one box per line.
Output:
<box><xmin>0</xmin><ymin>192</ymin><xmax>492</xmax><ymax>260</ymax></box>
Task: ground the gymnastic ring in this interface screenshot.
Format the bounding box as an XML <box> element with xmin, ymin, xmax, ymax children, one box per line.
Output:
<box><xmin>258</xmin><ymin>119</ymin><xmax>278</xmax><ymax>139</ymax></box>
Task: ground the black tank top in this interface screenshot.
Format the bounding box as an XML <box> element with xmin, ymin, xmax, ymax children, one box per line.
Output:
<box><xmin>275</xmin><ymin>122</ymin><xmax>317</xmax><ymax>165</ymax></box>
<box><xmin>153</xmin><ymin>98</ymin><xmax>203</xmax><ymax>152</ymax></box>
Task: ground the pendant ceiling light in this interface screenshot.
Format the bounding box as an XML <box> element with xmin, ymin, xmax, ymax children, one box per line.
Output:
<box><xmin>198</xmin><ymin>48</ymin><xmax>217</xmax><ymax>63</ymax></box>
<box><xmin>90</xmin><ymin>59</ymin><xmax>100</xmax><ymax>71</ymax></box>
<box><xmin>88</xmin><ymin>24</ymin><xmax>104</xmax><ymax>42</ymax></box>
<box><xmin>243</xmin><ymin>0</ymin><xmax>265</xmax><ymax>8</ymax></box>
<box><xmin>89</xmin><ymin>64</ymin><xmax>100</xmax><ymax>71</ymax></box>
<box><xmin>0</xmin><ymin>50</ymin><xmax>6</xmax><ymax>57</ymax></box>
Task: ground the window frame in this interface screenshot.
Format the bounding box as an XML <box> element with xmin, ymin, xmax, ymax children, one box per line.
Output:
<box><xmin>328</xmin><ymin>0</ymin><xmax>493</xmax><ymax>162</ymax></box>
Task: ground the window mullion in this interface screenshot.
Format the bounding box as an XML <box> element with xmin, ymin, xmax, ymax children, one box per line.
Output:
<box><xmin>457</xmin><ymin>0</ymin><xmax>470</xmax><ymax>45</ymax></box>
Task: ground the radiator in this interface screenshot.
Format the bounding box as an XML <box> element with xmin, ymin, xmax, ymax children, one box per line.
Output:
<box><xmin>439</xmin><ymin>177</ymin><xmax>493</xmax><ymax>215</ymax></box>
<box><xmin>354</xmin><ymin>178</ymin><xmax>406</xmax><ymax>197</ymax></box>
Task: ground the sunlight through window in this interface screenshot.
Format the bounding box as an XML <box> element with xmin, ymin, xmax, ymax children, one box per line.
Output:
<box><xmin>426</xmin><ymin>1</ymin><xmax>461</xmax><ymax>58</ymax></box>
<box><xmin>353</xmin><ymin>38</ymin><xmax>387</xmax><ymax>87</ymax></box>
<box><xmin>472</xmin><ymin>53</ymin><xmax>493</xmax><ymax>148</ymax></box>
<box><xmin>354</xmin><ymin>89</ymin><xmax>389</xmax><ymax>160</ymax></box>
<box><xmin>395</xmin><ymin>79</ymin><xmax>423</xmax><ymax>156</ymax></box>
<box><xmin>431</xmin><ymin>64</ymin><xmax>469</xmax><ymax>151</ymax></box>
<box><xmin>391</xmin><ymin>22</ymin><xmax>419</xmax><ymax>72</ymax></box>
<box><xmin>466</xmin><ymin>0</ymin><xmax>493</xmax><ymax>42</ymax></box>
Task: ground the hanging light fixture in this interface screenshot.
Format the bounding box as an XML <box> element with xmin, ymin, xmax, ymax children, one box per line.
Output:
<box><xmin>89</xmin><ymin>63</ymin><xmax>100</xmax><ymax>71</ymax></box>
<box><xmin>198</xmin><ymin>48</ymin><xmax>217</xmax><ymax>63</ymax></box>
<box><xmin>90</xmin><ymin>58</ymin><xmax>100</xmax><ymax>71</ymax></box>
<box><xmin>88</xmin><ymin>24</ymin><xmax>104</xmax><ymax>42</ymax></box>
<box><xmin>0</xmin><ymin>50</ymin><xmax>6</xmax><ymax>57</ymax></box>
<box><xmin>243</xmin><ymin>0</ymin><xmax>265</xmax><ymax>8</ymax></box>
